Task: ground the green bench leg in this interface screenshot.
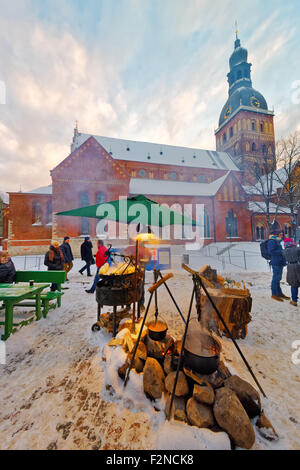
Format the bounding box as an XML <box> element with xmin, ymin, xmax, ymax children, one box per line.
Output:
<box><xmin>35</xmin><ymin>293</ymin><xmax>42</xmax><ymax>321</ymax></box>
<box><xmin>42</xmin><ymin>299</ymin><xmax>50</xmax><ymax>319</ymax></box>
<box><xmin>58</xmin><ymin>285</ymin><xmax>62</xmax><ymax>308</ymax></box>
<box><xmin>2</xmin><ymin>302</ymin><xmax>13</xmax><ymax>341</ymax></box>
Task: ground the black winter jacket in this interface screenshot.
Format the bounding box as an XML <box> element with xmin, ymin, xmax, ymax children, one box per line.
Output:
<box><xmin>60</xmin><ymin>242</ymin><xmax>74</xmax><ymax>263</ymax></box>
<box><xmin>81</xmin><ymin>240</ymin><xmax>93</xmax><ymax>263</ymax></box>
<box><xmin>0</xmin><ymin>259</ymin><xmax>16</xmax><ymax>284</ymax></box>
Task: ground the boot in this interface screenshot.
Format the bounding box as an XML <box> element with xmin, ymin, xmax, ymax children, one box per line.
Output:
<box><xmin>279</xmin><ymin>293</ymin><xmax>290</xmax><ymax>300</ymax></box>
<box><xmin>290</xmin><ymin>300</ymin><xmax>298</xmax><ymax>306</ymax></box>
<box><xmin>271</xmin><ymin>295</ymin><xmax>284</xmax><ymax>302</ymax></box>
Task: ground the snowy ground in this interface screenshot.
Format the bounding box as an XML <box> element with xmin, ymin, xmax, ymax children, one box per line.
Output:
<box><xmin>0</xmin><ymin>245</ymin><xmax>299</xmax><ymax>450</ymax></box>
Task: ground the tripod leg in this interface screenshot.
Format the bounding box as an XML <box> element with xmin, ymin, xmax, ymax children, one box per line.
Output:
<box><xmin>167</xmin><ymin>286</ymin><xmax>195</xmax><ymax>421</ymax></box>
<box><xmin>124</xmin><ymin>292</ymin><xmax>154</xmax><ymax>388</ymax></box>
<box><xmin>112</xmin><ymin>306</ymin><xmax>117</xmax><ymax>338</ymax></box>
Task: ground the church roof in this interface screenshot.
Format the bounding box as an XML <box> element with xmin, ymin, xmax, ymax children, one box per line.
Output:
<box><xmin>130</xmin><ymin>172</ymin><xmax>230</xmax><ymax>197</ymax></box>
<box><xmin>27</xmin><ymin>185</ymin><xmax>53</xmax><ymax>195</ymax></box>
<box><xmin>71</xmin><ymin>133</ymin><xmax>240</xmax><ymax>172</ymax></box>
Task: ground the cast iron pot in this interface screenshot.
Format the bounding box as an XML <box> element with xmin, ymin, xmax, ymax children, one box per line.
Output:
<box><xmin>183</xmin><ymin>347</ymin><xmax>220</xmax><ymax>375</ymax></box>
<box><xmin>148</xmin><ymin>321</ymin><xmax>168</xmax><ymax>341</ymax></box>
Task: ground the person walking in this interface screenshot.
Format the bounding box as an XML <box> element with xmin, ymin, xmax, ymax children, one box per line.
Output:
<box><xmin>44</xmin><ymin>241</ymin><xmax>65</xmax><ymax>291</ymax></box>
<box><xmin>79</xmin><ymin>237</ymin><xmax>94</xmax><ymax>277</ymax></box>
<box><xmin>86</xmin><ymin>240</ymin><xmax>109</xmax><ymax>294</ymax></box>
<box><xmin>268</xmin><ymin>230</ymin><xmax>289</xmax><ymax>302</ymax></box>
<box><xmin>0</xmin><ymin>251</ymin><xmax>16</xmax><ymax>284</ymax></box>
<box><xmin>283</xmin><ymin>237</ymin><xmax>300</xmax><ymax>307</ymax></box>
<box><xmin>60</xmin><ymin>236</ymin><xmax>74</xmax><ymax>281</ymax></box>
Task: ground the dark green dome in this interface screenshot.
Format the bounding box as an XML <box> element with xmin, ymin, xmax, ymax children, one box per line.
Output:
<box><xmin>219</xmin><ymin>87</ymin><xmax>268</xmax><ymax>126</ymax></box>
<box><xmin>229</xmin><ymin>39</ymin><xmax>248</xmax><ymax>68</ymax></box>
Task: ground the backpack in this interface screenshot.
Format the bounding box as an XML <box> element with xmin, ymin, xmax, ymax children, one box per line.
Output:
<box><xmin>260</xmin><ymin>239</ymin><xmax>271</xmax><ymax>260</ymax></box>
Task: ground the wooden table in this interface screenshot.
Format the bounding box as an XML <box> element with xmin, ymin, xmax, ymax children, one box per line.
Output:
<box><xmin>0</xmin><ymin>284</ymin><xmax>50</xmax><ymax>341</ymax></box>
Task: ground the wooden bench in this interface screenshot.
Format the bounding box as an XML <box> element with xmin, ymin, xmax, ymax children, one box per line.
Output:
<box><xmin>15</xmin><ymin>271</ymin><xmax>66</xmax><ymax>318</ymax></box>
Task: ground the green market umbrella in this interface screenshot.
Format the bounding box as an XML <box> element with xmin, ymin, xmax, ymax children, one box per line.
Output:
<box><xmin>56</xmin><ymin>194</ymin><xmax>199</xmax><ymax>227</ymax></box>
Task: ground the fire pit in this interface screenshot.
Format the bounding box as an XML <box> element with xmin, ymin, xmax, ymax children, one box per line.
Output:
<box><xmin>96</xmin><ymin>272</ymin><xmax>143</xmax><ymax>307</ymax></box>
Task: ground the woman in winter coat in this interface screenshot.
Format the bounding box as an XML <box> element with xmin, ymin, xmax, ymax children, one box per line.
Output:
<box><xmin>0</xmin><ymin>251</ymin><xmax>16</xmax><ymax>284</ymax></box>
<box><xmin>44</xmin><ymin>241</ymin><xmax>65</xmax><ymax>291</ymax></box>
<box><xmin>79</xmin><ymin>237</ymin><xmax>94</xmax><ymax>277</ymax></box>
<box><xmin>283</xmin><ymin>238</ymin><xmax>300</xmax><ymax>306</ymax></box>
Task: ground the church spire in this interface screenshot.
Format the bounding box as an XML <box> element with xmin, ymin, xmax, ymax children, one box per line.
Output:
<box><xmin>234</xmin><ymin>20</ymin><xmax>241</xmax><ymax>49</ymax></box>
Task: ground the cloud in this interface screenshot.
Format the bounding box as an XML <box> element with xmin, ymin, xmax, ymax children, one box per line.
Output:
<box><xmin>0</xmin><ymin>0</ymin><xmax>299</xmax><ymax>193</ymax></box>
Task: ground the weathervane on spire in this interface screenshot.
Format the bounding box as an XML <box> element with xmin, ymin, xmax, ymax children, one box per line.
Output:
<box><xmin>235</xmin><ymin>20</ymin><xmax>239</xmax><ymax>39</ymax></box>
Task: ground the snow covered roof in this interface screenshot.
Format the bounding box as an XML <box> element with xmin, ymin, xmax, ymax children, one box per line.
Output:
<box><xmin>248</xmin><ymin>201</ymin><xmax>291</xmax><ymax>214</ymax></box>
<box><xmin>243</xmin><ymin>166</ymin><xmax>293</xmax><ymax>195</ymax></box>
<box><xmin>0</xmin><ymin>191</ymin><xmax>9</xmax><ymax>204</ymax></box>
<box><xmin>130</xmin><ymin>172</ymin><xmax>230</xmax><ymax>197</ymax></box>
<box><xmin>27</xmin><ymin>185</ymin><xmax>53</xmax><ymax>195</ymax></box>
<box><xmin>72</xmin><ymin>133</ymin><xmax>240</xmax><ymax>171</ymax></box>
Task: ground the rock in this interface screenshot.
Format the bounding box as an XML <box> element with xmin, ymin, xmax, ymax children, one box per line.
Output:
<box><xmin>127</xmin><ymin>353</ymin><xmax>144</xmax><ymax>373</ymax></box>
<box><xmin>193</xmin><ymin>381</ymin><xmax>215</xmax><ymax>405</ymax></box>
<box><xmin>213</xmin><ymin>387</ymin><xmax>255</xmax><ymax>449</ymax></box>
<box><xmin>146</xmin><ymin>334</ymin><xmax>174</xmax><ymax>360</ymax></box>
<box><xmin>256</xmin><ymin>412</ymin><xmax>279</xmax><ymax>442</ymax></box>
<box><xmin>165</xmin><ymin>371</ymin><xmax>189</xmax><ymax>397</ymax></box>
<box><xmin>186</xmin><ymin>398</ymin><xmax>215</xmax><ymax>429</ymax></box>
<box><xmin>143</xmin><ymin>358</ymin><xmax>165</xmax><ymax>400</ymax></box>
<box><xmin>165</xmin><ymin>395</ymin><xmax>187</xmax><ymax>423</ymax></box>
<box><xmin>164</xmin><ymin>355</ymin><xmax>175</xmax><ymax>375</ymax></box>
<box><xmin>118</xmin><ymin>362</ymin><xmax>129</xmax><ymax>381</ymax></box>
<box><xmin>136</xmin><ymin>342</ymin><xmax>147</xmax><ymax>361</ymax></box>
<box><xmin>224</xmin><ymin>375</ymin><xmax>261</xmax><ymax>418</ymax></box>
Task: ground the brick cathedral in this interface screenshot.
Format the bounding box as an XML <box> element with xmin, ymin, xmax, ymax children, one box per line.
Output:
<box><xmin>1</xmin><ymin>34</ymin><xmax>293</xmax><ymax>254</ymax></box>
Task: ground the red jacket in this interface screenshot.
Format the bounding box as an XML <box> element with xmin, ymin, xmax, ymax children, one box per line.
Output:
<box><xmin>96</xmin><ymin>245</ymin><xmax>108</xmax><ymax>268</ymax></box>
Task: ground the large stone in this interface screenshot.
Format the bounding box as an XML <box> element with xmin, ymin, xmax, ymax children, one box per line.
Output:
<box><xmin>165</xmin><ymin>371</ymin><xmax>189</xmax><ymax>397</ymax></box>
<box><xmin>164</xmin><ymin>355</ymin><xmax>175</xmax><ymax>375</ymax></box>
<box><xmin>213</xmin><ymin>387</ymin><xmax>255</xmax><ymax>449</ymax></box>
<box><xmin>143</xmin><ymin>358</ymin><xmax>165</xmax><ymax>400</ymax></box>
<box><xmin>193</xmin><ymin>381</ymin><xmax>215</xmax><ymax>405</ymax></box>
<box><xmin>224</xmin><ymin>375</ymin><xmax>261</xmax><ymax>418</ymax></box>
<box><xmin>165</xmin><ymin>395</ymin><xmax>187</xmax><ymax>423</ymax></box>
<box><xmin>186</xmin><ymin>398</ymin><xmax>215</xmax><ymax>429</ymax></box>
<box><xmin>127</xmin><ymin>353</ymin><xmax>144</xmax><ymax>373</ymax></box>
<box><xmin>255</xmin><ymin>412</ymin><xmax>279</xmax><ymax>442</ymax></box>
<box><xmin>136</xmin><ymin>342</ymin><xmax>147</xmax><ymax>361</ymax></box>
<box><xmin>145</xmin><ymin>334</ymin><xmax>174</xmax><ymax>360</ymax></box>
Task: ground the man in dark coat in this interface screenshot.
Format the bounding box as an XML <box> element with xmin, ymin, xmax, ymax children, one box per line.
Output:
<box><xmin>268</xmin><ymin>230</ymin><xmax>289</xmax><ymax>302</ymax></box>
<box><xmin>0</xmin><ymin>251</ymin><xmax>16</xmax><ymax>284</ymax></box>
<box><xmin>60</xmin><ymin>236</ymin><xmax>74</xmax><ymax>281</ymax></box>
<box><xmin>283</xmin><ymin>238</ymin><xmax>300</xmax><ymax>306</ymax></box>
<box><xmin>44</xmin><ymin>241</ymin><xmax>65</xmax><ymax>291</ymax></box>
<box><xmin>79</xmin><ymin>237</ymin><xmax>93</xmax><ymax>277</ymax></box>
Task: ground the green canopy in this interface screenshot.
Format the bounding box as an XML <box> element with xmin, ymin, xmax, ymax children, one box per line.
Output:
<box><xmin>56</xmin><ymin>194</ymin><xmax>199</xmax><ymax>227</ymax></box>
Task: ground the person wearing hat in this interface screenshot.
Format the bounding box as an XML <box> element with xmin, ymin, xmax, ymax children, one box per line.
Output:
<box><xmin>44</xmin><ymin>241</ymin><xmax>65</xmax><ymax>291</ymax></box>
<box><xmin>268</xmin><ymin>230</ymin><xmax>289</xmax><ymax>301</ymax></box>
<box><xmin>60</xmin><ymin>236</ymin><xmax>74</xmax><ymax>281</ymax></box>
<box><xmin>283</xmin><ymin>237</ymin><xmax>300</xmax><ymax>306</ymax></box>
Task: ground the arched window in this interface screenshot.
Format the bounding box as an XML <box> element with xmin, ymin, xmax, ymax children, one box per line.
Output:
<box><xmin>204</xmin><ymin>210</ymin><xmax>210</xmax><ymax>238</ymax></box>
<box><xmin>46</xmin><ymin>201</ymin><xmax>52</xmax><ymax>225</ymax></box>
<box><xmin>96</xmin><ymin>193</ymin><xmax>105</xmax><ymax>204</ymax></box>
<box><xmin>252</xmin><ymin>121</ymin><xmax>256</xmax><ymax>131</ymax></box>
<box><xmin>262</xmin><ymin>144</ymin><xmax>266</xmax><ymax>154</ymax></box>
<box><xmin>260</xmin><ymin>122</ymin><xmax>264</xmax><ymax>133</ymax></box>
<box><xmin>226</xmin><ymin>210</ymin><xmax>238</xmax><ymax>238</ymax></box>
<box><xmin>230</xmin><ymin>127</ymin><xmax>233</xmax><ymax>138</ymax></box>
<box><xmin>80</xmin><ymin>191</ymin><xmax>90</xmax><ymax>235</ymax></box>
<box><xmin>256</xmin><ymin>226</ymin><xmax>265</xmax><ymax>240</ymax></box>
<box><xmin>223</xmin><ymin>133</ymin><xmax>227</xmax><ymax>143</ymax></box>
<box><xmin>252</xmin><ymin>142</ymin><xmax>256</xmax><ymax>152</ymax></box>
<box><xmin>32</xmin><ymin>202</ymin><xmax>42</xmax><ymax>225</ymax></box>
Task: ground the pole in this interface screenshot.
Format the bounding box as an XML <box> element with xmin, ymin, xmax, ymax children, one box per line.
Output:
<box><xmin>167</xmin><ymin>285</ymin><xmax>195</xmax><ymax>420</ymax></box>
<box><xmin>198</xmin><ymin>277</ymin><xmax>267</xmax><ymax>398</ymax></box>
<box><xmin>124</xmin><ymin>291</ymin><xmax>154</xmax><ymax>388</ymax></box>
<box><xmin>157</xmin><ymin>270</ymin><xmax>186</xmax><ymax>325</ymax></box>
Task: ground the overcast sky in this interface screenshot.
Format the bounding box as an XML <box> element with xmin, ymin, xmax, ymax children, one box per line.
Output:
<box><xmin>0</xmin><ymin>0</ymin><xmax>299</xmax><ymax>193</ymax></box>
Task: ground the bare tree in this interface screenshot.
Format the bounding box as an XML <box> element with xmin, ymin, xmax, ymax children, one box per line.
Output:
<box><xmin>244</xmin><ymin>152</ymin><xmax>279</xmax><ymax>230</ymax></box>
<box><xmin>274</xmin><ymin>131</ymin><xmax>300</xmax><ymax>237</ymax></box>
<box><xmin>244</xmin><ymin>131</ymin><xmax>300</xmax><ymax>233</ymax></box>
